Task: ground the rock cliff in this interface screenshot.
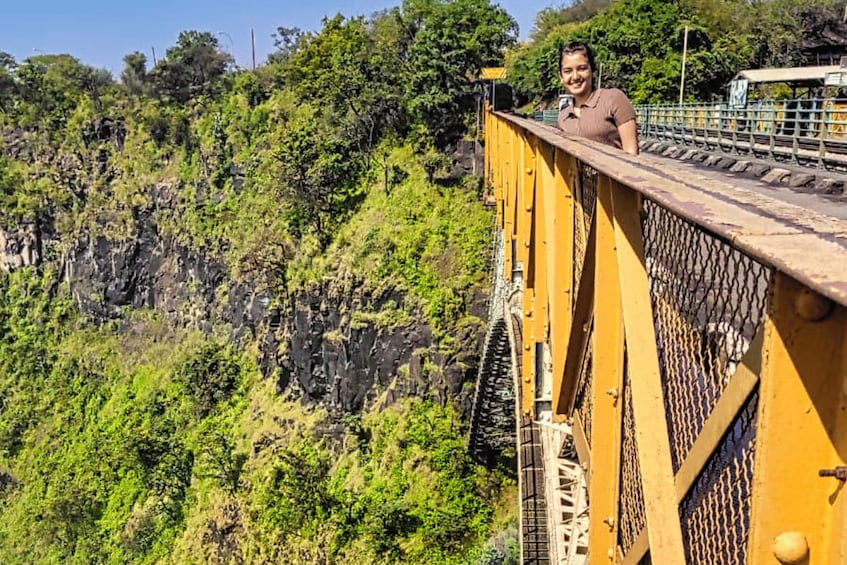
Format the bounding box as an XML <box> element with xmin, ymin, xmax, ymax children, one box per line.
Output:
<box><xmin>0</xmin><ymin>197</ymin><xmax>485</xmax><ymax>417</ymax></box>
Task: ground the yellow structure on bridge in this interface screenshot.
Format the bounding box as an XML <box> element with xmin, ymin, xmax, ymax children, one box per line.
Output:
<box><xmin>483</xmin><ymin>107</ymin><xmax>847</xmax><ymax>564</ymax></box>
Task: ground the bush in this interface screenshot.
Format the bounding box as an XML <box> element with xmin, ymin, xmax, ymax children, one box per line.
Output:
<box><xmin>175</xmin><ymin>343</ymin><xmax>242</xmax><ymax>417</ymax></box>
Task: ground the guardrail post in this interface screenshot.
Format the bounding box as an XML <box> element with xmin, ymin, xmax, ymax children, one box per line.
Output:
<box><xmin>520</xmin><ymin>133</ymin><xmax>537</xmax><ymax>418</ymax></box>
<box><xmin>587</xmin><ymin>173</ymin><xmax>625</xmax><ymax>564</ymax></box>
<box><xmin>502</xmin><ymin>122</ymin><xmax>515</xmax><ymax>279</ymax></box>
<box><xmin>748</xmin><ymin>272</ymin><xmax>847</xmax><ymax>565</ymax></box>
<box><xmin>544</xmin><ymin>148</ymin><xmax>577</xmax><ymax>422</ymax></box>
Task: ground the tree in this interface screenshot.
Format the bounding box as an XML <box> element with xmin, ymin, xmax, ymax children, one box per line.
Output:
<box><xmin>529</xmin><ymin>0</ymin><xmax>615</xmax><ymax>44</ymax></box>
<box><xmin>274</xmin><ymin>103</ymin><xmax>364</xmax><ymax>246</ymax></box>
<box><xmin>0</xmin><ymin>52</ymin><xmax>17</xmax><ymax>113</ymax></box>
<box><xmin>268</xmin><ymin>26</ymin><xmax>313</xmax><ymax>64</ymax></box>
<box><xmin>403</xmin><ymin>0</ymin><xmax>518</xmax><ymax>148</ymax></box>
<box><xmin>121</xmin><ymin>51</ymin><xmax>148</xmax><ymax>96</ymax></box>
<box><xmin>282</xmin><ymin>14</ymin><xmax>405</xmax><ymax>151</ymax></box>
<box><xmin>13</xmin><ymin>54</ymin><xmax>113</xmax><ymax>128</ymax></box>
<box><xmin>150</xmin><ymin>30</ymin><xmax>233</xmax><ymax>104</ymax></box>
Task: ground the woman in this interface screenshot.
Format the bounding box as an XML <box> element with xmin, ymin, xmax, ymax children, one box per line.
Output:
<box><xmin>557</xmin><ymin>41</ymin><xmax>639</xmax><ymax>155</ymax></box>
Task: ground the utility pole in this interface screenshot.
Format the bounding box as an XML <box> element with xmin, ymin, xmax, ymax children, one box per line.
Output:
<box><xmin>151</xmin><ymin>46</ymin><xmax>157</xmax><ymax>66</ymax></box>
<box><xmin>251</xmin><ymin>28</ymin><xmax>256</xmax><ymax>70</ymax></box>
<box><xmin>679</xmin><ymin>24</ymin><xmax>689</xmax><ymax>105</ymax></box>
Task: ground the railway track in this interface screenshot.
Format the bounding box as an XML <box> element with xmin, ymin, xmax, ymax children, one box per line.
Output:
<box><xmin>642</xmin><ymin>126</ymin><xmax>847</xmax><ymax>171</ymax></box>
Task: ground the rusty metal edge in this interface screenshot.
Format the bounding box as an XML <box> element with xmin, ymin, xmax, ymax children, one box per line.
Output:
<box><xmin>494</xmin><ymin>111</ymin><xmax>847</xmax><ymax>308</ymax></box>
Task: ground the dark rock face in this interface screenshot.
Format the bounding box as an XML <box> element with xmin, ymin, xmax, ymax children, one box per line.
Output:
<box><xmin>3</xmin><ymin>187</ymin><xmax>485</xmax><ymax>417</ymax></box>
<box><xmin>0</xmin><ymin>223</ymin><xmax>40</xmax><ymax>271</ymax></box>
<box><xmin>64</xmin><ymin>210</ymin><xmax>270</xmax><ymax>339</ymax></box>
<box><xmin>447</xmin><ymin>140</ymin><xmax>484</xmax><ymax>180</ymax></box>
<box><xmin>277</xmin><ymin>283</ymin><xmax>486</xmax><ymax>416</ymax></box>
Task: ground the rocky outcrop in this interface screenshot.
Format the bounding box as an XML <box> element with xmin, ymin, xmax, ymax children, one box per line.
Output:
<box><xmin>448</xmin><ymin>140</ymin><xmax>484</xmax><ymax>180</ymax></box>
<box><xmin>0</xmin><ymin>223</ymin><xmax>40</xmax><ymax>271</ymax></box>
<box><xmin>64</xmin><ymin>215</ymin><xmax>270</xmax><ymax>344</ymax></box>
<box><xmin>0</xmin><ymin>182</ymin><xmax>486</xmax><ymax>417</ymax></box>
<box><xmin>276</xmin><ymin>284</ymin><xmax>486</xmax><ymax>415</ymax></box>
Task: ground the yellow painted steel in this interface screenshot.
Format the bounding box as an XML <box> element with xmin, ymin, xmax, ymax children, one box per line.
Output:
<box><xmin>560</xmin><ymin>219</ymin><xmax>595</xmax><ymax>415</ymax></box>
<box><xmin>479</xmin><ymin>67</ymin><xmax>507</xmax><ymax>81</ymax></box>
<box><xmin>748</xmin><ymin>273</ymin><xmax>847</xmax><ymax>565</ymax></box>
<box><xmin>520</xmin><ymin>134</ymin><xmax>537</xmax><ymax>416</ymax></box>
<box><xmin>611</xmin><ymin>184</ymin><xmax>686</xmax><ymax>563</ymax></box>
<box><xmin>501</xmin><ymin>120</ymin><xmax>515</xmax><ymax>278</ymax></box>
<box><xmin>542</xmin><ymin>146</ymin><xmax>575</xmax><ymax>423</ymax></box>
<box><xmin>589</xmin><ymin>174</ymin><xmax>625</xmax><ymax>564</ymax></box>
<box><xmin>483</xmin><ymin>105</ymin><xmax>847</xmax><ymax>564</ymax></box>
<box><xmin>532</xmin><ymin>141</ymin><xmax>549</xmax><ymax>350</ymax></box>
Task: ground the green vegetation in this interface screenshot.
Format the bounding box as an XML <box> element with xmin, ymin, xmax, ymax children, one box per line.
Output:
<box><xmin>508</xmin><ymin>0</ymin><xmax>847</xmax><ymax>104</ymax></box>
<box><xmin>0</xmin><ymin>268</ymin><xmax>515</xmax><ymax>563</ymax></box>
<box><xmin>0</xmin><ymin>1</ymin><xmax>521</xmax><ymax>562</ymax></box>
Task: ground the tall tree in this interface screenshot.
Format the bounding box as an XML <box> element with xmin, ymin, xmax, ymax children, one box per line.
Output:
<box><xmin>529</xmin><ymin>0</ymin><xmax>616</xmax><ymax>44</ymax></box>
<box><xmin>273</xmin><ymin>103</ymin><xmax>364</xmax><ymax>246</ymax></box>
<box><xmin>0</xmin><ymin>52</ymin><xmax>17</xmax><ymax>113</ymax></box>
<box><xmin>150</xmin><ymin>31</ymin><xmax>233</xmax><ymax>104</ymax></box>
<box><xmin>121</xmin><ymin>51</ymin><xmax>148</xmax><ymax>96</ymax></box>
<box><xmin>282</xmin><ymin>14</ymin><xmax>405</xmax><ymax>150</ymax></box>
<box><xmin>268</xmin><ymin>26</ymin><xmax>314</xmax><ymax>65</ymax></box>
<box><xmin>403</xmin><ymin>0</ymin><xmax>517</xmax><ymax>147</ymax></box>
<box><xmin>14</xmin><ymin>54</ymin><xmax>113</xmax><ymax>127</ymax></box>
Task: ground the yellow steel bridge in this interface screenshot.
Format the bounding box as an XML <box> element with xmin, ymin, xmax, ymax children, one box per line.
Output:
<box><xmin>471</xmin><ymin>106</ymin><xmax>847</xmax><ymax>565</ymax></box>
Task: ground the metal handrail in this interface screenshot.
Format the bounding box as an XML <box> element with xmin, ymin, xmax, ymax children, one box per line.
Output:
<box><xmin>635</xmin><ymin>98</ymin><xmax>847</xmax><ymax>168</ymax></box>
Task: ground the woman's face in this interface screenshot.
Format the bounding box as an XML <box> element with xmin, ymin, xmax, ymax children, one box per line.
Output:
<box><xmin>559</xmin><ymin>51</ymin><xmax>593</xmax><ymax>99</ymax></box>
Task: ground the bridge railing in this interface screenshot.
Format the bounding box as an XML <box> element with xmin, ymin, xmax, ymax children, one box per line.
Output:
<box><xmin>485</xmin><ymin>106</ymin><xmax>847</xmax><ymax>565</ymax></box>
<box><xmin>635</xmin><ymin>98</ymin><xmax>847</xmax><ymax>168</ymax></box>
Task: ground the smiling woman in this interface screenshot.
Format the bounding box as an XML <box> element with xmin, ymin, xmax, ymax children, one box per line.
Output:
<box><xmin>556</xmin><ymin>41</ymin><xmax>639</xmax><ymax>155</ymax></box>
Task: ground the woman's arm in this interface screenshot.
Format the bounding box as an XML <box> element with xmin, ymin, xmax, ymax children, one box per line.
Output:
<box><xmin>618</xmin><ymin>119</ymin><xmax>639</xmax><ymax>155</ymax></box>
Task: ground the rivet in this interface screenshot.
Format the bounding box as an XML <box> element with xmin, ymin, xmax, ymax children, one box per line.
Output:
<box><xmin>525</xmin><ymin>311</ymin><xmax>532</xmax><ymax>317</ymax></box>
<box><xmin>818</xmin><ymin>466</ymin><xmax>847</xmax><ymax>480</ymax></box>
<box><xmin>524</xmin><ymin>241</ymin><xmax>530</xmax><ymax>248</ymax></box>
<box><xmin>524</xmin><ymin>344</ymin><xmax>531</xmax><ymax>351</ymax></box>
<box><xmin>606</xmin><ymin>548</ymin><xmax>615</xmax><ymax>559</ymax></box>
<box><xmin>525</xmin><ymin>205</ymin><xmax>532</xmax><ymax>212</ymax></box>
<box><xmin>526</xmin><ymin>168</ymin><xmax>533</xmax><ymax>175</ymax></box>
<box><xmin>772</xmin><ymin>531</ymin><xmax>809</xmax><ymax>564</ymax></box>
<box><xmin>794</xmin><ymin>288</ymin><xmax>833</xmax><ymax>322</ymax></box>
<box><xmin>524</xmin><ymin>377</ymin><xmax>531</xmax><ymax>383</ymax></box>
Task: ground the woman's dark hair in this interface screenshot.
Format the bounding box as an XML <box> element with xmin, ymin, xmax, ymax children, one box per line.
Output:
<box><xmin>559</xmin><ymin>41</ymin><xmax>596</xmax><ymax>72</ymax></box>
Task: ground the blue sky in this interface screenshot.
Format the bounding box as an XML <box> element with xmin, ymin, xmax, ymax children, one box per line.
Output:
<box><xmin>0</xmin><ymin>1</ymin><xmax>555</xmax><ymax>75</ymax></box>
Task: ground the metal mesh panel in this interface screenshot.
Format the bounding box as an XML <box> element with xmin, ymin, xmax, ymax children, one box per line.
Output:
<box><xmin>680</xmin><ymin>388</ymin><xmax>759</xmax><ymax>565</ymax></box>
<box><xmin>573</xmin><ymin>323</ymin><xmax>593</xmax><ymax>446</ymax></box>
<box><xmin>578</xmin><ymin>162</ymin><xmax>598</xmax><ymax>233</ymax></box>
<box><xmin>641</xmin><ymin>199</ymin><xmax>769</xmax><ymax>471</ymax></box>
<box><xmin>573</xmin><ymin>163</ymin><xmax>598</xmax><ymax>304</ymax></box>
<box><xmin>618</xmin><ymin>356</ymin><xmax>647</xmax><ymax>556</ymax></box>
